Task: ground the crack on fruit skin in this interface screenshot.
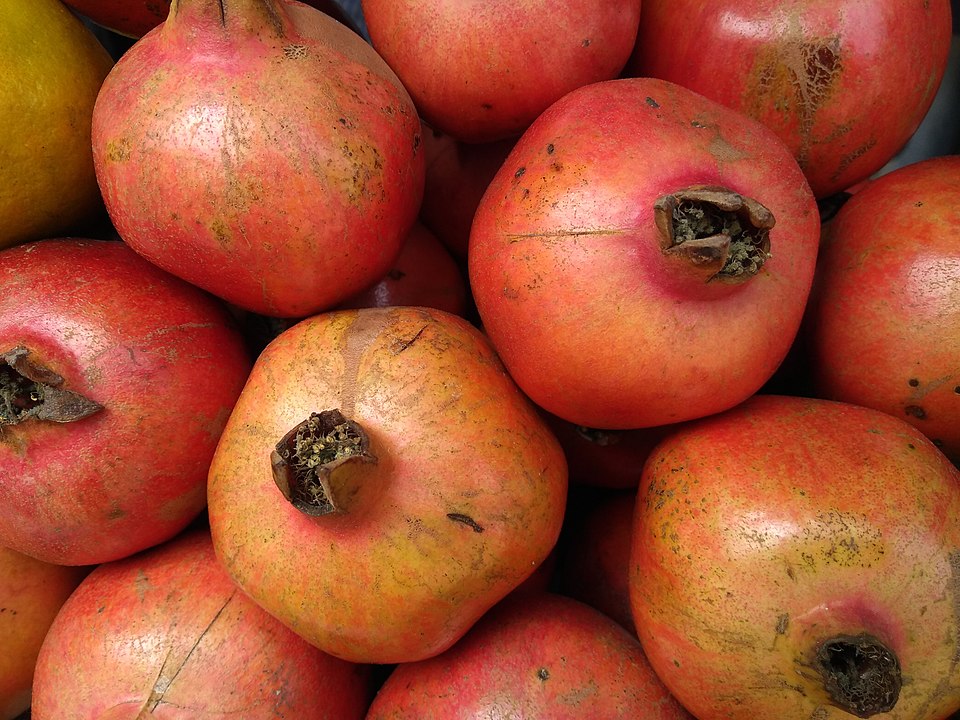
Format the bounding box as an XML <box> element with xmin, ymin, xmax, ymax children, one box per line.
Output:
<box><xmin>392</xmin><ymin>324</ymin><xmax>428</xmax><ymax>354</ymax></box>
<box><xmin>654</xmin><ymin>185</ymin><xmax>774</xmax><ymax>283</ymax></box>
<box><xmin>505</xmin><ymin>228</ymin><xmax>626</xmax><ymax>244</ymax></box>
<box><xmin>139</xmin><ymin>590</ymin><xmax>238</xmax><ymax>716</ymax></box>
<box><xmin>447</xmin><ymin>513</ymin><xmax>484</xmax><ymax>533</ymax></box>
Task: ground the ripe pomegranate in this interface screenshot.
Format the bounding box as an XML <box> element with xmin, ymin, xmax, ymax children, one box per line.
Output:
<box><xmin>543</xmin><ymin>413</ymin><xmax>673</xmax><ymax>488</ymax></box>
<box><xmin>207</xmin><ymin>306</ymin><xmax>568</xmax><ymax>664</ymax></box>
<box><xmin>31</xmin><ymin>529</ymin><xmax>372</xmax><ymax>719</ymax></box>
<box><xmin>0</xmin><ymin>239</ymin><xmax>251</xmax><ymax>565</ymax></box>
<box><xmin>337</xmin><ymin>221</ymin><xmax>470</xmax><ymax>317</ymax></box>
<box><xmin>806</xmin><ymin>155</ymin><xmax>960</xmax><ymax>462</ymax></box>
<box><xmin>631</xmin><ymin>394</ymin><xmax>960</xmax><ymax>719</ymax></box>
<box><xmin>361</xmin><ymin>0</ymin><xmax>642</xmax><ymax>143</ymax></box>
<box><xmin>556</xmin><ymin>489</ymin><xmax>637</xmax><ymax>634</ymax></box>
<box><xmin>0</xmin><ymin>547</ymin><xmax>88</xmax><ymax>720</ymax></box>
<box><xmin>420</xmin><ymin>126</ymin><xmax>516</xmax><ymax>261</ymax></box>
<box><xmin>365</xmin><ymin>592</ymin><xmax>693</xmax><ymax>719</ymax></box>
<box><xmin>469</xmin><ymin>77</ymin><xmax>820</xmax><ymax>429</ymax></box>
<box><xmin>63</xmin><ymin>0</ymin><xmax>359</xmax><ymax>38</ymax></box>
<box><xmin>626</xmin><ymin>0</ymin><xmax>953</xmax><ymax>198</ymax></box>
<box><xmin>92</xmin><ymin>0</ymin><xmax>425</xmax><ymax>317</ymax></box>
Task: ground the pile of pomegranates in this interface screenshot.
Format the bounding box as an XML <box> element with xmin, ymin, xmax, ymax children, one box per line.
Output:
<box><xmin>2</xmin><ymin>0</ymin><xmax>959</xmax><ymax>718</ymax></box>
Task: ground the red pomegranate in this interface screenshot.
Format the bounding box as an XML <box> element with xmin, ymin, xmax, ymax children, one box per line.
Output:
<box><xmin>207</xmin><ymin>306</ymin><xmax>568</xmax><ymax>664</ymax></box>
<box><xmin>31</xmin><ymin>529</ymin><xmax>373</xmax><ymax>719</ymax></box>
<box><xmin>361</xmin><ymin>0</ymin><xmax>642</xmax><ymax>143</ymax></box>
<box><xmin>0</xmin><ymin>239</ymin><xmax>251</xmax><ymax>565</ymax></box>
<box><xmin>806</xmin><ymin>155</ymin><xmax>960</xmax><ymax>462</ymax></box>
<box><xmin>337</xmin><ymin>221</ymin><xmax>470</xmax><ymax>317</ymax></box>
<box><xmin>0</xmin><ymin>547</ymin><xmax>88</xmax><ymax>720</ymax></box>
<box><xmin>630</xmin><ymin>394</ymin><xmax>960</xmax><ymax>719</ymax></box>
<box><xmin>64</xmin><ymin>0</ymin><xmax>359</xmax><ymax>38</ymax></box>
<box><xmin>420</xmin><ymin>125</ymin><xmax>516</xmax><ymax>261</ymax></box>
<box><xmin>92</xmin><ymin>0</ymin><xmax>425</xmax><ymax>317</ymax></box>
<box><xmin>556</xmin><ymin>489</ymin><xmax>637</xmax><ymax>634</ymax></box>
<box><xmin>626</xmin><ymin>0</ymin><xmax>953</xmax><ymax>198</ymax></box>
<box><xmin>469</xmin><ymin>77</ymin><xmax>821</xmax><ymax>429</ymax></box>
<box><xmin>365</xmin><ymin>592</ymin><xmax>693</xmax><ymax>719</ymax></box>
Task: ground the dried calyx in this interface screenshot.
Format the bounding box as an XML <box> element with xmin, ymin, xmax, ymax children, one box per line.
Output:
<box><xmin>654</xmin><ymin>185</ymin><xmax>774</xmax><ymax>283</ymax></box>
<box><xmin>0</xmin><ymin>346</ymin><xmax>102</xmax><ymax>426</ymax></box>
<box><xmin>814</xmin><ymin>633</ymin><xmax>901</xmax><ymax>718</ymax></box>
<box><xmin>271</xmin><ymin>409</ymin><xmax>377</xmax><ymax>516</ymax></box>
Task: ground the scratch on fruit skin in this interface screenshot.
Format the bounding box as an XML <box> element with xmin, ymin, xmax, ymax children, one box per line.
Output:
<box><xmin>506</xmin><ymin>228</ymin><xmax>627</xmax><ymax>244</ymax></box>
<box><xmin>137</xmin><ymin>589</ymin><xmax>237</xmax><ymax>716</ymax></box>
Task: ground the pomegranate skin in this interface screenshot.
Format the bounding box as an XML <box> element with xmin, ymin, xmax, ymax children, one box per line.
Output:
<box><xmin>0</xmin><ymin>239</ymin><xmax>252</xmax><ymax>566</ymax></box>
<box><xmin>627</xmin><ymin>0</ymin><xmax>952</xmax><ymax>198</ymax></box>
<box><xmin>469</xmin><ymin>77</ymin><xmax>820</xmax><ymax>429</ymax></box>
<box><xmin>31</xmin><ymin>529</ymin><xmax>372</xmax><ymax>719</ymax></box>
<box><xmin>92</xmin><ymin>0</ymin><xmax>425</xmax><ymax>318</ymax></box>
<box><xmin>806</xmin><ymin>155</ymin><xmax>960</xmax><ymax>462</ymax></box>
<box><xmin>365</xmin><ymin>592</ymin><xmax>693</xmax><ymax>720</ymax></box>
<box><xmin>63</xmin><ymin>0</ymin><xmax>360</xmax><ymax>38</ymax></box>
<box><xmin>630</xmin><ymin>394</ymin><xmax>960</xmax><ymax>719</ymax></box>
<box><xmin>207</xmin><ymin>307</ymin><xmax>568</xmax><ymax>664</ymax></box>
<box><xmin>362</xmin><ymin>0</ymin><xmax>642</xmax><ymax>143</ymax></box>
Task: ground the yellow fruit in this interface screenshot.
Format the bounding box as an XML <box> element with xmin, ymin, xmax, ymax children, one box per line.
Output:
<box><xmin>0</xmin><ymin>0</ymin><xmax>113</xmax><ymax>250</ymax></box>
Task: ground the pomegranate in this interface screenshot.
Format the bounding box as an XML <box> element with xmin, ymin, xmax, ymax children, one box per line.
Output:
<box><xmin>207</xmin><ymin>306</ymin><xmax>568</xmax><ymax>664</ymax></box>
<box><xmin>420</xmin><ymin>125</ymin><xmax>516</xmax><ymax>261</ymax></box>
<box><xmin>365</xmin><ymin>592</ymin><xmax>693</xmax><ymax>719</ymax></box>
<box><xmin>630</xmin><ymin>394</ymin><xmax>960</xmax><ymax>719</ymax></box>
<box><xmin>0</xmin><ymin>239</ymin><xmax>251</xmax><ymax>565</ymax></box>
<box><xmin>31</xmin><ymin>529</ymin><xmax>372</xmax><ymax>719</ymax></box>
<box><xmin>626</xmin><ymin>0</ymin><xmax>953</xmax><ymax>198</ymax></box>
<box><xmin>469</xmin><ymin>77</ymin><xmax>821</xmax><ymax>429</ymax></box>
<box><xmin>543</xmin><ymin>413</ymin><xmax>674</xmax><ymax>488</ymax></box>
<box><xmin>0</xmin><ymin>546</ymin><xmax>88</xmax><ymax>720</ymax></box>
<box><xmin>337</xmin><ymin>221</ymin><xmax>470</xmax><ymax>317</ymax></box>
<box><xmin>361</xmin><ymin>0</ymin><xmax>642</xmax><ymax>143</ymax></box>
<box><xmin>92</xmin><ymin>0</ymin><xmax>425</xmax><ymax>317</ymax></box>
<box><xmin>63</xmin><ymin>0</ymin><xmax>360</xmax><ymax>38</ymax></box>
<box><xmin>556</xmin><ymin>489</ymin><xmax>637</xmax><ymax>634</ymax></box>
<box><xmin>806</xmin><ymin>155</ymin><xmax>960</xmax><ymax>462</ymax></box>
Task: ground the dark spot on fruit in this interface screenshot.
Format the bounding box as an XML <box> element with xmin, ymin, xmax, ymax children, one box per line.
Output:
<box><xmin>551</xmin><ymin>162</ymin><xmax>563</xmax><ymax>172</ymax></box>
<box><xmin>908</xmin><ymin>378</ymin><xmax>920</xmax><ymax>387</ymax></box>
<box><xmin>905</xmin><ymin>405</ymin><xmax>927</xmax><ymax>419</ymax></box>
<box><xmin>546</xmin><ymin>143</ymin><xmax>555</xmax><ymax>154</ymax></box>
<box><xmin>954</xmin><ymin>386</ymin><xmax>960</xmax><ymax>394</ymax></box>
<box><xmin>481</xmin><ymin>102</ymin><xmax>493</xmax><ymax>110</ymax></box>
<box><xmin>515</xmin><ymin>166</ymin><xmax>526</xmax><ymax>179</ymax></box>
<box><xmin>413</xmin><ymin>133</ymin><xmax>421</xmax><ymax>154</ymax></box>
<box><xmin>673</xmin><ymin>659</ymin><xmax>681</xmax><ymax>667</ymax></box>
<box><xmin>646</xmin><ymin>97</ymin><xmax>660</xmax><ymax>108</ymax></box>
<box><xmin>447</xmin><ymin>513</ymin><xmax>484</xmax><ymax>533</ymax></box>
<box><xmin>537</xmin><ymin>667</ymin><xmax>550</xmax><ymax>681</ymax></box>
<box><xmin>933</xmin><ymin>438</ymin><xmax>945</xmax><ymax>448</ymax></box>
<box><xmin>915</xmin><ymin>201</ymin><xmax>924</xmax><ymax>207</ymax></box>
<box><xmin>907</xmin><ymin>443</ymin><xmax>916</xmax><ymax>450</ymax></box>
<box><xmin>691</xmin><ymin>120</ymin><xmax>706</xmax><ymax>128</ymax></box>
<box><xmin>776</xmin><ymin>613</ymin><xmax>790</xmax><ymax>635</ymax></box>
<box><xmin>581</xmin><ymin>38</ymin><xmax>591</xmax><ymax>47</ymax></box>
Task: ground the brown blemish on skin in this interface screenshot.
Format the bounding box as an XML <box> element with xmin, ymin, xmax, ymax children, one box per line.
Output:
<box><xmin>746</xmin><ymin>34</ymin><xmax>843</xmax><ymax>169</ymax></box>
<box><xmin>447</xmin><ymin>513</ymin><xmax>484</xmax><ymax>533</ymax></box>
<box><xmin>905</xmin><ymin>405</ymin><xmax>927</xmax><ymax>420</ymax></box>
